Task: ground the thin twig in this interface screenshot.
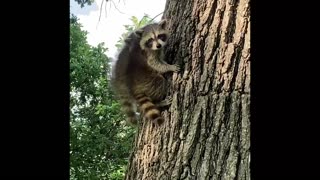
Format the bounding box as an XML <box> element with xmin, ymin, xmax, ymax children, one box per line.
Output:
<box><xmin>111</xmin><ymin>0</ymin><xmax>125</xmax><ymax>14</ymax></box>
<box><xmin>98</xmin><ymin>0</ymin><xmax>105</xmax><ymax>23</ymax></box>
<box><xmin>109</xmin><ymin>0</ymin><xmax>112</xmax><ymax>12</ymax></box>
<box><xmin>105</xmin><ymin>0</ymin><xmax>108</xmax><ymax>18</ymax></box>
<box><xmin>150</xmin><ymin>12</ymin><xmax>164</xmax><ymax>22</ymax></box>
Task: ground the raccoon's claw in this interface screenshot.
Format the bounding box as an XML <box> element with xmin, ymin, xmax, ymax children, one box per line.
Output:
<box><xmin>165</xmin><ymin>97</ymin><xmax>173</xmax><ymax>105</ymax></box>
<box><xmin>157</xmin><ymin>97</ymin><xmax>173</xmax><ymax>107</ymax></box>
<box><xmin>171</xmin><ymin>64</ymin><xmax>181</xmax><ymax>72</ymax></box>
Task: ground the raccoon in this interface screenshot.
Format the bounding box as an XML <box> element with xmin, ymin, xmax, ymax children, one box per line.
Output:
<box><xmin>111</xmin><ymin>19</ymin><xmax>180</xmax><ymax>126</ymax></box>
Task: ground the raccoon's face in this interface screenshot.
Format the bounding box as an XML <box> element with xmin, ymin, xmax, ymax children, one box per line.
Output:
<box><xmin>136</xmin><ymin>19</ymin><xmax>169</xmax><ymax>51</ymax></box>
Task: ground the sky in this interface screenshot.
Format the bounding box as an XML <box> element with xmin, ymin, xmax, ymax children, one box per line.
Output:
<box><xmin>70</xmin><ymin>0</ymin><xmax>166</xmax><ymax>59</ymax></box>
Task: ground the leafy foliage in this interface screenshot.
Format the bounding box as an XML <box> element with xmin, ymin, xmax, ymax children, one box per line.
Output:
<box><xmin>70</xmin><ymin>14</ymin><xmax>135</xmax><ymax>180</ymax></box>
<box><xmin>115</xmin><ymin>15</ymin><xmax>154</xmax><ymax>50</ymax></box>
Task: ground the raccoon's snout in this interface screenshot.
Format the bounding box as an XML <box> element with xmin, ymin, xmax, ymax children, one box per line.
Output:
<box><xmin>156</xmin><ymin>44</ymin><xmax>162</xmax><ymax>48</ymax></box>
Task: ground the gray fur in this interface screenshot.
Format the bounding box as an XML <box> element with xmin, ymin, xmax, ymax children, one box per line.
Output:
<box><xmin>111</xmin><ymin>20</ymin><xmax>180</xmax><ymax>125</ymax></box>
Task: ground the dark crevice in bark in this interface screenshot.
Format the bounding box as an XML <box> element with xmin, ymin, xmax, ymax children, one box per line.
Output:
<box><xmin>241</xmin><ymin>23</ymin><xmax>250</xmax><ymax>94</ymax></box>
<box><xmin>234</xmin><ymin>147</ymin><xmax>242</xmax><ymax>180</ymax></box>
<box><xmin>198</xmin><ymin>0</ymin><xmax>218</xmax><ymax>77</ymax></box>
<box><xmin>203</xmin><ymin>49</ymin><xmax>219</xmax><ymax>96</ymax></box>
<box><xmin>209</xmin><ymin>0</ymin><xmax>219</xmax><ymax>27</ymax></box>
<box><xmin>203</xmin><ymin>11</ymin><xmax>222</xmax><ymax>78</ymax></box>
<box><xmin>223</xmin><ymin>95</ymin><xmax>232</xmax><ymax>127</ymax></box>
<box><xmin>225</xmin><ymin>0</ymin><xmax>240</xmax><ymax>43</ymax></box>
<box><xmin>215</xmin><ymin>79</ymin><xmax>225</xmax><ymax>94</ymax></box>
<box><xmin>234</xmin><ymin>98</ymin><xmax>242</xmax><ymax>180</ymax></box>
<box><xmin>184</xmin><ymin>102</ymin><xmax>202</xmax><ymax>159</ymax></box>
<box><xmin>198</xmin><ymin>38</ymin><xmax>205</xmax><ymax>77</ymax></box>
<box><xmin>231</xmin><ymin>20</ymin><xmax>248</xmax><ymax>92</ymax></box>
<box><xmin>229</xmin><ymin>45</ymin><xmax>241</xmax><ymax>92</ymax></box>
<box><xmin>219</xmin><ymin>147</ymin><xmax>231</xmax><ymax>179</ymax></box>
<box><xmin>215</xmin><ymin>95</ymin><xmax>233</xmax><ymax>178</ymax></box>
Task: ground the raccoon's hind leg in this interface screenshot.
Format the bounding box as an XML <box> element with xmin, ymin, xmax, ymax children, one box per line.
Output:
<box><xmin>119</xmin><ymin>96</ymin><xmax>138</xmax><ymax>125</ymax></box>
<box><xmin>134</xmin><ymin>93</ymin><xmax>164</xmax><ymax>125</ymax></box>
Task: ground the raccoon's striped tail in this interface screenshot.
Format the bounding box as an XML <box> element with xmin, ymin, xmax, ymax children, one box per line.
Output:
<box><xmin>134</xmin><ymin>94</ymin><xmax>164</xmax><ymax>125</ymax></box>
<box><xmin>119</xmin><ymin>97</ymin><xmax>138</xmax><ymax>125</ymax></box>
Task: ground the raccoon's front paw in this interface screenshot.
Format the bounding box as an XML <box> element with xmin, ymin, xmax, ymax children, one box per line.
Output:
<box><xmin>170</xmin><ymin>64</ymin><xmax>181</xmax><ymax>72</ymax></box>
<box><xmin>157</xmin><ymin>97</ymin><xmax>173</xmax><ymax>107</ymax></box>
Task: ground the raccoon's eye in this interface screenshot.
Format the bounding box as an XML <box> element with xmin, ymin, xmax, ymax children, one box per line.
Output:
<box><xmin>145</xmin><ymin>38</ymin><xmax>153</xmax><ymax>48</ymax></box>
<box><xmin>157</xmin><ymin>34</ymin><xmax>167</xmax><ymax>41</ymax></box>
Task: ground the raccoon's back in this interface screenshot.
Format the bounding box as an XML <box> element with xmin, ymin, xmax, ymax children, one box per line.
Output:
<box><xmin>113</xmin><ymin>38</ymin><xmax>144</xmax><ymax>78</ymax></box>
<box><xmin>110</xmin><ymin>46</ymin><xmax>129</xmax><ymax>94</ymax></box>
<box><xmin>112</xmin><ymin>39</ymin><xmax>157</xmax><ymax>93</ymax></box>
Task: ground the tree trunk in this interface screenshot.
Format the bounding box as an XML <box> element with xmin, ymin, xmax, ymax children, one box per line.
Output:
<box><xmin>125</xmin><ymin>0</ymin><xmax>250</xmax><ymax>179</ymax></box>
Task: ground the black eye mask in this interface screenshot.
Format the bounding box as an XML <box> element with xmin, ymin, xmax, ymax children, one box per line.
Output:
<box><xmin>157</xmin><ymin>34</ymin><xmax>167</xmax><ymax>42</ymax></box>
<box><xmin>145</xmin><ymin>38</ymin><xmax>153</xmax><ymax>48</ymax></box>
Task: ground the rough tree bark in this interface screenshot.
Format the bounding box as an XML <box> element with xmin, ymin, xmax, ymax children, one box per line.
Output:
<box><xmin>125</xmin><ymin>0</ymin><xmax>250</xmax><ymax>179</ymax></box>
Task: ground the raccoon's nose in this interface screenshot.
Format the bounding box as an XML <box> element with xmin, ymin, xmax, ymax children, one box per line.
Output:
<box><xmin>156</xmin><ymin>44</ymin><xmax>162</xmax><ymax>48</ymax></box>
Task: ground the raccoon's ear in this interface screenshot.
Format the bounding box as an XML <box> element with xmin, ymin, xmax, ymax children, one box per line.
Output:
<box><xmin>124</xmin><ymin>38</ymin><xmax>131</xmax><ymax>44</ymax></box>
<box><xmin>134</xmin><ymin>29</ymin><xmax>144</xmax><ymax>38</ymax></box>
<box><xmin>158</xmin><ymin>19</ymin><xmax>167</xmax><ymax>29</ymax></box>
